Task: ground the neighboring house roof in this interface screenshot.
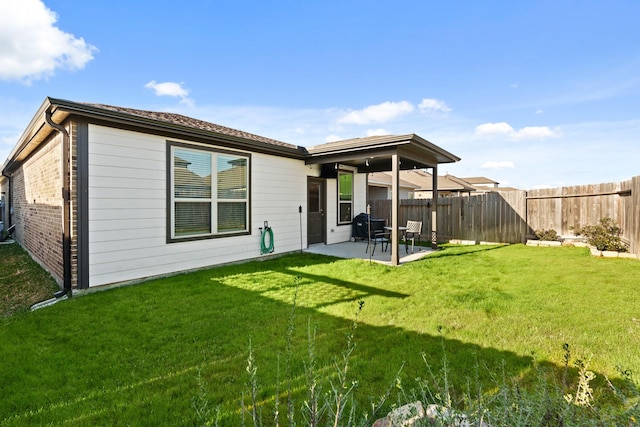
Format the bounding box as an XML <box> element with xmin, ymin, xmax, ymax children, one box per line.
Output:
<box><xmin>450</xmin><ymin>176</ymin><xmax>519</xmax><ymax>192</ymax></box>
<box><xmin>397</xmin><ymin>170</ymin><xmax>475</xmax><ymax>192</ymax></box>
<box><xmin>459</xmin><ymin>176</ymin><xmax>499</xmax><ymax>186</ymax></box>
<box><xmin>367</xmin><ymin>172</ymin><xmax>420</xmax><ymax>189</ymax></box>
<box><xmin>473</xmin><ymin>184</ymin><xmax>519</xmax><ymax>192</ymax></box>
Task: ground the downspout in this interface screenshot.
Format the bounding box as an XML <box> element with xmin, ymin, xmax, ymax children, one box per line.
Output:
<box><xmin>45</xmin><ymin>109</ymin><xmax>72</xmax><ymax>298</ymax></box>
<box><xmin>1</xmin><ymin>171</ymin><xmax>10</xmax><ymax>228</ymax></box>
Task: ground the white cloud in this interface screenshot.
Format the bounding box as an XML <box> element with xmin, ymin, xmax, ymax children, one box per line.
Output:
<box><xmin>512</xmin><ymin>126</ymin><xmax>558</xmax><ymax>140</ymax></box>
<box><xmin>475</xmin><ymin>122</ymin><xmax>558</xmax><ymax>140</ymax></box>
<box><xmin>475</xmin><ymin>122</ymin><xmax>515</xmax><ymax>136</ymax></box>
<box><xmin>337</xmin><ymin>101</ymin><xmax>414</xmax><ymax>125</ymax></box>
<box><xmin>481</xmin><ymin>161</ymin><xmax>515</xmax><ymax>169</ymax></box>
<box><xmin>418</xmin><ymin>98</ymin><xmax>452</xmax><ymax>113</ymax></box>
<box><xmin>366</xmin><ymin>128</ymin><xmax>389</xmax><ymax>136</ymax></box>
<box><xmin>145</xmin><ymin>80</ymin><xmax>193</xmax><ymax>106</ymax></box>
<box><xmin>0</xmin><ymin>0</ymin><xmax>97</xmax><ymax>82</ymax></box>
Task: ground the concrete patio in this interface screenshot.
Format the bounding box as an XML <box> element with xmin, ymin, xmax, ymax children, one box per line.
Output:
<box><xmin>304</xmin><ymin>240</ymin><xmax>437</xmax><ymax>265</ymax></box>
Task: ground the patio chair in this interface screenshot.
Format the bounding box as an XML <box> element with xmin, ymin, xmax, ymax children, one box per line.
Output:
<box><xmin>404</xmin><ymin>220</ymin><xmax>422</xmax><ymax>253</ymax></box>
<box><xmin>365</xmin><ymin>220</ymin><xmax>390</xmax><ymax>255</ymax></box>
<box><xmin>366</xmin><ymin>229</ymin><xmax>390</xmax><ymax>255</ymax></box>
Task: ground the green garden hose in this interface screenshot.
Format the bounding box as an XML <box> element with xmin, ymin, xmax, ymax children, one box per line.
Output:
<box><xmin>260</xmin><ymin>226</ymin><xmax>274</xmax><ymax>254</ymax></box>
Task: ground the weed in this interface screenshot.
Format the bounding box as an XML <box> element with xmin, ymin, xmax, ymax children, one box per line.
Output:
<box><xmin>535</xmin><ymin>229</ymin><xmax>559</xmax><ymax>241</ymax></box>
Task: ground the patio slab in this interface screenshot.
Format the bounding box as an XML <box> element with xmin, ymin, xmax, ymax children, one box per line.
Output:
<box><xmin>304</xmin><ymin>240</ymin><xmax>437</xmax><ymax>265</ymax></box>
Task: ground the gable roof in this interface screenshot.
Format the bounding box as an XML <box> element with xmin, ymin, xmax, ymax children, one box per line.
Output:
<box><xmin>85</xmin><ymin>102</ymin><xmax>296</xmax><ymax>150</ymax></box>
<box><xmin>459</xmin><ymin>176</ymin><xmax>499</xmax><ymax>185</ymax></box>
<box><xmin>2</xmin><ymin>97</ymin><xmax>305</xmax><ymax>173</ymax></box>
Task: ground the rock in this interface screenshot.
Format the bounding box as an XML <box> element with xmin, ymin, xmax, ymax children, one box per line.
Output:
<box><xmin>372</xmin><ymin>402</ymin><xmax>489</xmax><ymax>427</ymax></box>
<box><xmin>372</xmin><ymin>401</ymin><xmax>424</xmax><ymax>426</ymax></box>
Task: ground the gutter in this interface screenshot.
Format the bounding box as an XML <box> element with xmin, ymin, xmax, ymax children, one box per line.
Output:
<box><xmin>1</xmin><ymin>171</ymin><xmax>10</xmax><ymax>229</ymax></box>
<box><xmin>45</xmin><ymin>108</ymin><xmax>72</xmax><ymax>298</ymax></box>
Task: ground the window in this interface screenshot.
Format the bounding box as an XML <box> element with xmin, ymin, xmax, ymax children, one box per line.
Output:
<box><xmin>169</xmin><ymin>142</ymin><xmax>250</xmax><ymax>241</ymax></box>
<box><xmin>338</xmin><ymin>171</ymin><xmax>353</xmax><ymax>224</ymax></box>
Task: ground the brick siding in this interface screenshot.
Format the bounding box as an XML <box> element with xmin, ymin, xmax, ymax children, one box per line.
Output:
<box><xmin>11</xmin><ymin>133</ymin><xmax>64</xmax><ymax>283</ymax></box>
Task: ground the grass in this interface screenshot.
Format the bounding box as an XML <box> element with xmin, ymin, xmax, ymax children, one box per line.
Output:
<box><xmin>0</xmin><ymin>243</ymin><xmax>639</xmax><ymax>425</ymax></box>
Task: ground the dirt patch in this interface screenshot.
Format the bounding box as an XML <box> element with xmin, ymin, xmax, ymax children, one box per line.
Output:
<box><xmin>0</xmin><ymin>242</ymin><xmax>60</xmax><ymax>317</ymax></box>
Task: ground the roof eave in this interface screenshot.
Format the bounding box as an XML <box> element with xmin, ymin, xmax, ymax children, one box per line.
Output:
<box><xmin>2</xmin><ymin>98</ymin><xmax>55</xmax><ymax>174</ymax></box>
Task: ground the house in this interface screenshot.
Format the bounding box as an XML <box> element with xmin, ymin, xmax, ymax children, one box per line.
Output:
<box><xmin>367</xmin><ymin>172</ymin><xmax>419</xmax><ymax>200</ymax></box>
<box><xmin>452</xmin><ymin>176</ymin><xmax>519</xmax><ymax>194</ymax></box>
<box><xmin>0</xmin><ymin>97</ymin><xmax>460</xmax><ymax>293</ymax></box>
<box><xmin>367</xmin><ymin>170</ymin><xmax>475</xmax><ymax>198</ymax></box>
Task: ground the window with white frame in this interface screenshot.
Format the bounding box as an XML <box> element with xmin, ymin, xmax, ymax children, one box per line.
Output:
<box><xmin>338</xmin><ymin>171</ymin><xmax>353</xmax><ymax>224</ymax></box>
<box><xmin>169</xmin><ymin>142</ymin><xmax>250</xmax><ymax>241</ymax></box>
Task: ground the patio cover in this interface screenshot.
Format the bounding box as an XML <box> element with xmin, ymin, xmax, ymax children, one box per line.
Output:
<box><xmin>305</xmin><ymin>134</ymin><xmax>461</xmax><ymax>265</ymax></box>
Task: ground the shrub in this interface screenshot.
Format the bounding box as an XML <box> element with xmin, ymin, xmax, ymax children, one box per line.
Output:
<box><xmin>535</xmin><ymin>229</ymin><xmax>559</xmax><ymax>241</ymax></box>
<box><xmin>580</xmin><ymin>218</ymin><xmax>627</xmax><ymax>252</ymax></box>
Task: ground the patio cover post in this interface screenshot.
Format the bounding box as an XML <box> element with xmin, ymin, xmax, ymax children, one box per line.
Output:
<box><xmin>391</xmin><ymin>153</ymin><xmax>400</xmax><ymax>265</ymax></box>
<box><xmin>431</xmin><ymin>165</ymin><xmax>438</xmax><ymax>248</ymax></box>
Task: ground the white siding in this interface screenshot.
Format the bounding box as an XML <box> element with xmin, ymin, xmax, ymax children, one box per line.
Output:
<box><xmin>87</xmin><ymin>125</ymin><xmax>315</xmax><ymax>287</ymax></box>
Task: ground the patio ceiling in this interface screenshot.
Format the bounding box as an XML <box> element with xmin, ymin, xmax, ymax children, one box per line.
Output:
<box><xmin>304</xmin><ymin>133</ymin><xmax>460</xmax><ymax>172</ymax></box>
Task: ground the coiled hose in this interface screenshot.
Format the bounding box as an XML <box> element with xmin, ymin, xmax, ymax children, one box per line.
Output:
<box><xmin>260</xmin><ymin>225</ymin><xmax>274</xmax><ymax>254</ymax></box>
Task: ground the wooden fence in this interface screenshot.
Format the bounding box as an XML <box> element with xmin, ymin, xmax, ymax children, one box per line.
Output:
<box><xmin>369</xmin><ymin>175</ymin><xmax>640</xmax><ymax>257</ymax></box>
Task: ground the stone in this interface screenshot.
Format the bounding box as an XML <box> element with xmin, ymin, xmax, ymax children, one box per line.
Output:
<box><xmin>373</xmin><ymin>402</ymin><xmax>489</xmax><ymax>427</ymax></box>
<box><xmin>372</xmin><ymin>401</ymin><xmax>424</xmax><ymax>427</ymax></box>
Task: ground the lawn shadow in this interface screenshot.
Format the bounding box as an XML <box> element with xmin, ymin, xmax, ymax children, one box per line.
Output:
<box><xmin>197</xmin><ymin>280</ymin><xmax>631</xmax><ymax>424</ymax></box>
<box><xmin>427</xmin><ymin>243</ymin><xmax>511</xmax><ymax>260</ymax></box>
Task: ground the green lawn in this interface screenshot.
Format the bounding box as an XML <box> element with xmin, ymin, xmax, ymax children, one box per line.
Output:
<box><xmin>0</xmin><ymin>244</ymin><xmax>638</xmax><ymax>425</ymax></box>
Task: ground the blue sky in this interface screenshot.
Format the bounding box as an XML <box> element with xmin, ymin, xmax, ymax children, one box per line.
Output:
<box><xmin>1</xmin><ymin>0</ymin><xmax>639</xmax><ymax>189</ymax></box>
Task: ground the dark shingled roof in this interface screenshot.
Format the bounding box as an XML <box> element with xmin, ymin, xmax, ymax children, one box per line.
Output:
<box><xmin>85</xmin><ymin>102</ymin><xmax>298</xmax><ymax>150</ymax></box>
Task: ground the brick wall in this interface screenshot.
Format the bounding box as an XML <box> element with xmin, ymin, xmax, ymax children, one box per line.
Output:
<box><xmin>11</xmin><ymin>133</ymin><xmax>64</xmax><ymax>283</ymax></box>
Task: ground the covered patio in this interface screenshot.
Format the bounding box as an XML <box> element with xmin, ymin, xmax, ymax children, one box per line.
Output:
<box><xmin>306</xmin><ymin>134</ymin><xmax>460</xmax><ymax>265</ymax></box>
<box><xmin>304</xmin><ymin>240</ymin><xmax>437</xmax><ymax>265</ymax></box>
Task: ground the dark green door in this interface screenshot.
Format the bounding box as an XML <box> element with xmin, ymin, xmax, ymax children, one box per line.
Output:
<box><xmin>307</xmin><ymin>178</ymin><xmax>325</xmax><ymax>245</ymax></box>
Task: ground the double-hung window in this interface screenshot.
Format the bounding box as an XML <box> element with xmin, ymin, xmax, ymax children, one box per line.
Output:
<box><xmin>338</xmin><ymin>171</ymin><xmax>353</xmax><ymax>224</ymax></box>
<box><xmin>168</xmin><ymin>142</ymin><xmax>250</xmax><ymax>241</ymax></box>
